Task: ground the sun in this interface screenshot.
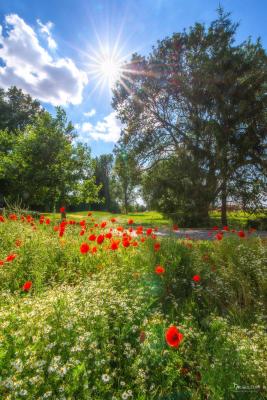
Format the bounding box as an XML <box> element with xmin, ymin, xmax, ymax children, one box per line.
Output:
<box><xmin>87</xmin><ymin>46</ymin><xmax>125</xmax><ymax>91</ymax></box>
<box><xmin>99</xmin><ymin>57</ymin><xmax>121</xmax><ymax>80</ymax></box>
<box><xmin>99</xmin><ymin>56</ymin><xmax>122</xmax><ymax>84</ymax></box>
<box><xmin>86</xmin><ymin>39</ymin><xmax>144</xmax><ymax>96</ymax></box>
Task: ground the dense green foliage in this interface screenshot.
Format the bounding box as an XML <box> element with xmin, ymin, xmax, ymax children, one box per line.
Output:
<box><xmin>0</xmin><ymin>89</ymin><xmax>100</xmax><ymax>210</ymax></box>
<box><xmin>112</xmin><ymin>8</ymin><xmax>267</xmax><ymax>226</ymax></box>
<box><xmin>0</xmin><ymin>213</ymin><xmax>266</xmax><ymax>399</ymax></box>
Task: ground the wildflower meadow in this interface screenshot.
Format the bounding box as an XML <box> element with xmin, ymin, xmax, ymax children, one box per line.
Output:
<box><xmin>0</xmin><ymin>211</ymin><xmax>266</xmax><ymax>400</ymax></box>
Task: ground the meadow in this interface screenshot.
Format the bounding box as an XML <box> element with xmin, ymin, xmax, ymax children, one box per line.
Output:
<box><xmin>0</xmin><ymin>211</ymin><xmax>266</xmax><ymax>400</ymax></box>
<box><xmin>41</xmin><ymin>209</ymin><xmax>267</xmax><ymax>230</ymax></box>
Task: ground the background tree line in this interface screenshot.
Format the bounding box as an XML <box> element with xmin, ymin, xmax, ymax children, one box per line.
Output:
<box><xmin>0</xmin><ymin>86</ymin><xmax>141</xmax><ymax>213</ymax></box>
<box><xmin>0</xmin><ymin>86</ymin><xmax>101</xmax><ymax>211</ymax></box>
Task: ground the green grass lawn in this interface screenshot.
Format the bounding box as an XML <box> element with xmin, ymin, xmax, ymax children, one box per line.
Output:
<box><xmin>0</xmin><ymin>212</ymin><xmax>266</xmax><ymax>399</ymax></box>
<box><xmin>210</xmin><ymin>210</ymin><xmax>267</xmax><ymax>229</ymax></box>
<box><xmin>44</xmin><ymin>210</ymin><xmax>171</xmax><ymax>227</ymax></box>
<box><xmin>43</xmin><ymin>209</ymin><xmax>267</xmax><ymax>230</ymax></box>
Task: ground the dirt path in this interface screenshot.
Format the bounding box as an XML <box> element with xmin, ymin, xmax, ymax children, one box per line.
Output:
<box><xmin>156</xmin><ymin>228</ymin><xmax>267</xmax><ymax>240</ymax></box>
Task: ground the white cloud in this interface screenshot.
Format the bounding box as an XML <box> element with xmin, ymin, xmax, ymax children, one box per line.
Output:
<box><xmin>81</xmin><ymin>122</ymin><xmax>94</xmax><ymax>132</ymax></box>
<box><xmin>83</xmin><ymin>108</ymin><xmax>96</xmax><ymax>117</ymax></box>
<box><xmin>0</xmin><ymin>14</ymin><xmax>88</xmax><ymax>105</ymax></box>
<box><xmin>79</xmin><ymin>112</ymin><xmax>122</xmax><ymax>143</ymax></box>
<box><xmin>37</xmin><ymin>19</ymin><xmax>57</xmax><ymax>50</ymax></box>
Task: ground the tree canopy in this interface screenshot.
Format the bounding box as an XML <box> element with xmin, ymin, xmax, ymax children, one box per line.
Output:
<box><xmin>112</xmin><ymin>8</ymin><xmax>267</xmax><ymax>225</ymax></box>
<box><xmin>0</xmin><ymin>88</ymin><xmax>100</xmax><ymax>211</ymax></box>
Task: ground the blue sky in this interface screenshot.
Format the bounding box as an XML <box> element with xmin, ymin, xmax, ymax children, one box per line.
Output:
<box><xmin>0</xmin><ymin>0</ymin><xmax>266</xmax><ymax>156</ymax></box>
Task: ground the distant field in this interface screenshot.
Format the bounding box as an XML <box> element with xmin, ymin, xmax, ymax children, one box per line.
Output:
<box><xmin>42</xmin><ymin>209</ymin><xmax>267</xmax><ymax>229</ymax></box>
<box><xmin>44</xmin><ymin>210</ymin><xmax>171</xmax><ymax>226</ymax></box>
<box><xmin>210</xmin><ymin>210</ymin><xmax>267</xmax><ymax>229</ymax></box>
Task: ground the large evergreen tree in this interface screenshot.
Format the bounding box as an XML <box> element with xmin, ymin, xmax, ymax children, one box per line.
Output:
<box><xmin>112</xmin><ymin>8</ymin><xmax>267</xmax><ymax>225</ymax></box>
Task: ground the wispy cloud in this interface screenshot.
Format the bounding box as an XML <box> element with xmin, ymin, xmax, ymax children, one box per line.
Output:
<box><xmin>37</xmin><ymin>19</ymin><xmax>57</xmax><ymax>50</ymax></box>
<box><xmin>83</xmin><ymin>108</ymin><xmax>96</xmax><ymax>118</ymax></box>
<box><xmin>0</xmin><ymin>14</ymin><xmax>88</xmax><ymax>105</ymax></box>
<box><xmin>77</xmin><ymin>112</ymin><xmax>121</xmax><ymax>143</ymax></box>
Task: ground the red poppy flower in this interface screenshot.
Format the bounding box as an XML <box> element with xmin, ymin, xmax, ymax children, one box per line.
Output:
<box><xmin>122</xmin><ymin>240</ymin><xmax>130</xmax><ymax>248</ymax></box>
<box><xmin>97</xmin><ymin>234</ymin><xmax>105</xmax><ymax>245</ymax></box>
<box><xmin>212</xmin><ymin>226</ymin><xmax>219</xmax><ymax>231</ymax></box>
<box><xmin>45</xmin><ymin>218</ymin><xmax>51</xmax><ymax>225</ymax></box>
<box><xmin>0</xmin><ymin>260</ymin><xmax>4</xmax><ymax>266</ymax></box>
<box><xmin>192</xmin><ymin>274</ymin><xmax>201</xmax><ymax>282</ymax></box>
<box><xmin>60</xmin><ymin>207</ymin><xmax>65</xmax><ymax>213</ymax></box>
<box><xmin>136</xmin><ymin>226</ymin><xmax>143</xmax><ymax>234</ymax></box>
<box><xmin>94</xmin><ymin>223</ymin><xmax>99</xmax><ymax>228</ymax></box>
<box><xmin>132</xmin><ymin>241</ymin><xmax>138</xmax><ymax>247</ymax></box>
<box><xmin>146</xmin><ymin>228</ymin><xmax>153</xmax><ymax>236</ymax></box>
<box><xmin>173</xmin><ymin>224</ymin><xmax>179</xmax><ymax>231</ymax></box>
<box><xmin>101</xmin><ymin>221</ymin><xmax>107</xmax><ymax>228</ymax></box>
<box><xmin>117</xmin><ymin>226</ymin><xmax>124</xmax><ymax>232</ymax></box>
<box><xmin>110</xmin><ymin>217</ymin><xmax>116</xmax><ymax>223</ymax></box>
<box><xmin>59</xmin><ymin>228</ymin><xmax>65</xmax><ymax>237</ymax></box>
<box><xmin>165</xmin><ymin>326</ymin><xmax>184</xmax><ymax>348</ymax></box>
<box><xmin>22</xmin><ymin>281</ymin><xmax>32</xmax><ymax>292</ymax></box>
<box><xmin>89</xmin><ymin>234</ymin><xmax>96</xmax><ymax>241</ymax></box>
<box><xmin>0</xmin><ymin>215</ymin><xmax>5</xmax><ymax>222</ymax></box>
<box><xmin>222</xmin><ymin>226</ymin><xmax>229</xmax><ymax>231</ymax></box>
<box><xmin>155</xmin><ymin>265</ymin><xmax>165</xmax><ymax>275</ymax></box>
<box><xmin>128</xmin><ymin>219</ymin><xmax>134</xmax><ymax>225</ymax></box>
<box><xmin>79</xmin><ymin>220</ymin><xmax>86</xmax><ymax>227</ymax></box>
<box><xmin>6</xmin><ymin>254</ymin><xmax>17</xmax><ymax>262</ymax></box>
<box><xmin>79</xmin><ymin>230</ymin><xmax>85</xmax><ymax>236</ymax></box>
<box><xmin>9</xmin><ymin>213</ymin><xmax>17</xmax><ymax>221</ymax></box>
<box><xmin>80</xmin><ymin>242</ymin><xmax>90</xmax><ymax>254</ymax></box>
<box><xmin>105</xmin><ymin>232</ymin><xmax>112</xmax><ymax>239</ymax></box>
<box><xmin>215</xmin><ymin>233</ymin><xmax>223</xmax><ymax>240</ymax></box>
<box><xmin>140</xmin><ymin>237</ymin><xmax>146</xmax><ymax>243</ymax></box>
<box><xmin>91</xmin><ymin>246</ymin><xmax>97</xmax><ymax>253</ymax></box>
<box><xmin>111</xmin><ymin>241</ymin><xmax>119</xmax><ymax>250</ymax></box>
<box><xmin>238</xmin><ymin>230</ymin><xmax>246</xmax><ymax>238</ymax></box>
<box><xmin>154</xmin><ymin>243</ymin><xmax>161</xmax><ymax>251</ymax></box>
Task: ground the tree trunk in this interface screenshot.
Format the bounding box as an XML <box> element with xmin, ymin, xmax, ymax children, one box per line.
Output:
<box><xmin>124</xmin><ymin>192</ymin><xmax>128</xmax><ymax>214</ymax></box>
<box><xmin>221</xmin><ymin>178</ymin><xmax>227</xmax><ymax>226</ymax></box>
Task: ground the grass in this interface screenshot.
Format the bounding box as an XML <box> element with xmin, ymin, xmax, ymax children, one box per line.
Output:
<box><xmin>43</xmin><ymin>209</ymin><xmax>267</xmax><ymax>230</ymax></box>
<box><xmin>0</xmin><ymin>211</ymin><xmax>266</xmax><ymax>399</ymax></box>
<box><xmin>44</xmin><ymin>210</ymin><xmax>170</xmax><ymax>227</ymax></box>
<box><xmin>210</xmin><ymin>210</ymin><xmax>267</xmax><ymax>229</ymax></box>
